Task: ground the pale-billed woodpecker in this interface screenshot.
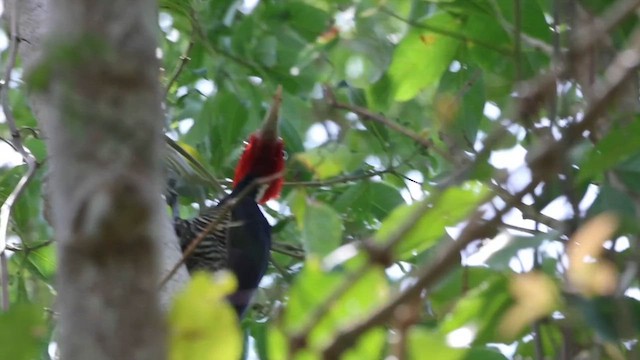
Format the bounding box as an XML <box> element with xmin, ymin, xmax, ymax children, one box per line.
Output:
<box><xmin>174</xmin><ymin>88</ymin><xmax>285</xmax><ymax>316</ymax></box>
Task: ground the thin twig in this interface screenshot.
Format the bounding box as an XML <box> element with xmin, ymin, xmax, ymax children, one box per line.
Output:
<box><xmin>323</xmin><ymin>86</ymin><xmax>453</xmax><ymax>161</ymax></box>
<box><xmin>163</xmin><ymin>36</ymin><xmax>195</xmax><ymax>99</ymax></box>
<box><xmin>5</xmin><ymin>239</ymin><xmax>54</xmax><ymax>253</ymax></box>
<box><xmin>270</xmin><ymin>241</ymin><xmax>305</xmax><ymax>260</ymax></box>
<box><xmin>158</xmin><ymin>171</ymin><xmax>284</xmax><ymax>288</ymax></box>
<box><xmin>490</xmin><ymin>183</ymin><xmax>565</xmax><ymax>230</ymax></box>
<box><xmin>284</xmin><ymin>168</ymin><xmax>394</xmax><ymax>187</ymax></box>
<box><xmin>487</xmin><ymin>0</ymin><xmax>554</xmax><ymax>56</ymax></box>
<box><xmin>0</xmin><ymin>1</ymin><xmax>38</xmax><ymax>312</ymax></box>
<box><xmin>500</xmin><ymin>222</ymin><xmax>540</xmax><ymax>235</ymax></box>
<box><xmin>269</xmin><ymin>256</ymin><xmax>293</xmax><ymax>282</ymax></box>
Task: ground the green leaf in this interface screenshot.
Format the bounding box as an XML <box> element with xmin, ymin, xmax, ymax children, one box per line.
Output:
<box><xmin>430</xmin><ymin>267</ymin><xmax>499</xmax><ymax>316</ymax></box>
<box><xmin>296</xmin><ymin>145</ymin><xmax>362</xmax><ymax>179</ymax></box>
<box><xmin>374</xmin><ymin>182</ymin><xmax>489</xmax><ymax>260</ymax></box>
<box><xmin>169</xmin><ymin>272</ymin><xmax>242</xmax><ymax>360</ymax></box>
<box><xmin>284</xmin><ymin>3</ymin><xmax>331</xmax><ymax>42</ymax></box>
<box><xmin>460</xmin><ymin>10</ymin><xmax>513</xmax><ymax>93</ymax></box>
<box><xmin>343</xmin><ymin>327</ymin><xmax>386</xmax><ymax>360</ymax></box>
<box><xmin>388</xmin><ymin>13</ymin><xmax>461</xmax><ymax>101</ymax></box>
<box><xmin>289</xmin><ymin>188</ymin><xmax>308</xmax><ymax>229</ymax></box>
<box><xmin>436</xmin><ymin>66</ymin><xmax>485</xmax><ymax>149</ymax></box>
<box><xmin>0</xmin><ymin>303</ymin><xmax>47</xmax><ymax>360</ymax></box>
<box><xmin>211</xmin><ymin>91</ymin><xmax>251</xmax><ymax>169</ymax></box>
<box><xmin>24</xmin><ymin>138</ymin><xmax>47</xmax><ymax>162</ymax></box>
<box><xmin>578</xmin><ymin>118</ymin><xmax>640</xmax><ymax>181</ymax></box>
<box><xmin>494</xmin><ymin>0</ymin><xmax>552</xmax><ymax>43</ymax></box>
<box><xmin>587</xmin><ymin>184</ymin><xmax>638</xmax><ymax>233</ymax></box>
<box><xmin>571</xmin><ymin>295</ymin><xmax>640</xmax><ymax>341</ymax></box>
<box><xmin>301</xmin><ymin>200</ymin><xmax>343</xmax><ymax>257</ymax></box>
<box><xmin>184</xmin><ymin>98</ymin><xmax>213</xmax><ymax>145</ymax></box>
<box><xmin>441</xmin><ymin>275</ymin><xmax>512</xmax><ymax>345</ymax></box>
<box><xmin>255</xmin><ymin>35</ymin><xmax>279</xmax><ymax>68</ymax></box>
<box><xmin>26</xmin><ymin>244</ymin><xmax>57</xmax><ymax>282</ymax></box>
<box><xmin>515</xmin><ymin>323</ymin><xmax>563</xmax><ymax>359</ymax></box>
<box><xmin>278</xmin><ymin>259</ymin><xmax>389</xmax><ymax>350</ymax></box>
<box><xmin>333</xmin><ymin>181</ymin><xmax>405</xmax><ymax>220</ymax></box>
<box><xmin>464</xmin><ymin>348</ymin><xmax>508</xmax><ymax>360</ymax></box>
<box><xmin>408</xmin><ymin>328</ymin><xmax>466</xmax><ymax>360</ymax></box>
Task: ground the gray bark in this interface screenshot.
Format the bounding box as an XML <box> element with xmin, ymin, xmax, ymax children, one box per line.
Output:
<box><xmin>11</xmin><ymin>0</ymin><xmax>189</xmax><ymax>358</ymax></box>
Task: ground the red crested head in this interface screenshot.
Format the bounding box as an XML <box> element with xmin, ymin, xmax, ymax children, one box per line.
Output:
<box><xmin>233</xmin><ymin>86</ymin><xmax>285</xmax><ymax>204</ymax></box>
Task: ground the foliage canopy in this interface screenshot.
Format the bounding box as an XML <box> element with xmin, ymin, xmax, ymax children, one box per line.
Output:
<box><xmin>2</xmin><ymin>0</ymin><xmax>640</xmax><ymax>359</ymax></box>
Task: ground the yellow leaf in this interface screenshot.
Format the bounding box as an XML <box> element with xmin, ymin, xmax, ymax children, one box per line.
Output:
<box><xmin>434</xmin><ymin>93</ymin><xmax>459</xmax><ymax>126</ymax></box>
<box><xmin>569</xmin><ymin>212</ymin><xmax>617</xmax><ymax>261</ymax></box>
<box><xmin>499</xmin><ymin>272</ymin><xmax>559</xmax><ymax>339</ymax></box>
<box><xmin>295</xmin><ymin>145</ymin><xmax>353</xmax><ymax>179</ymax></box>
<box><xmin>567</xmin><ymin>213</ymin><xmax>619</xmax><ymax>296</ymax></box>
<box><xmin>169</xmin><ymin>272</ymin><xmax>241</xmax><ymax>360</ymax></box>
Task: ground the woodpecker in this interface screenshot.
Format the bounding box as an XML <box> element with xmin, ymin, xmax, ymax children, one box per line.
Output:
<box><xmin>174</xmin><ymin>87</ymin><xmax>285</xmax><ymax>316</ymax></box>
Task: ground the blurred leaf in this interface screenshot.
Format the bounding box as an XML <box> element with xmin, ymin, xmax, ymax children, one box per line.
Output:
<box><xmin>343</xmin><ymin>328</ymin><xmax>385</xmax><ymax>360</ymax></box>
<box><xmin>374</xmin><ymin>182</ymin><xmax>489</xmax><ymax>259</ymax></box>
<box><xmin>459</xmin><ymin>8</ymin><xmax>513</xmax><ymax>94</ymax></box>
<box><xmin>169</xmin><ymin>272</ymin><xmax>241</xmax><ymax>360</ymax></box>
<box><xmin>587</xmin><ymin>184</ymin><xmax>637</xmax><ymax>233</ymax></box>
<box><xmin>388</xmin><ymin>13</ymin><xmax>461</xmax><ymax>101</ymax></box>
<box><xmin>0</xmin><ymin>303</ymin><xmax>47</xmax><ymax>360</ymax></box>
<box><xmin>281</xmin><ymin>3</ymin><xmax>330</xmax><ymax>42</ymax></box>
<box><xmin>571</xmin><ymin>295</ymin><xmax>640</xmax><ymax>341</ymax></box>
<box><xmin>515</xmin><ymin>323</ymin><xmax>563</xmax><ymax>359</ymax></box>
<box><xmin>333</xmin><ymin>181</ymin><xmax>405</xmax><ymax>220</ymax></box>
<box><xmin>0</xmin><ymin>166</ymin><xmax>24</xmax><ymax>203</ymax></box>
<box><xmin>494</xmin><ymin>0</ymin><xmax>552</xmax><ymax>42</ymax></box>
<box><xmin>408</xmin><ymin>328</ymin><xmax>466</xmax><ymax>360</ymax></box>
<box><xmin>184</xmin><ymin>98</ymin><xmax>213</xmax><ymax>145</ymax></box>
<box><xmin>567</xmin><ymin>213</ymin><xmax>619</xmax><ymax>297</ymax></box>
<box><xmin>300</xmin><ymin>199</ymin><xmax>343</xmax><ymax>257</ymax></box>
<box><xmin>296</xmin><ymin>145</ymin><xmax>363</xmax><ymax>179</ymax></box>
<box><xmin>464</xmin><ymin>348</ymin><xmax>508</xmax><ymax>360</ymax></box>
<box><xmin>579</xmin><ymin>119</ymin><xmax>640</xmax><ymax>181</ymax></box>
<box><xmin>441</xmin><ymin>275</ymin><xmax>512</xmax><ymax>345</ymax></box>
<box><xmin>430</xmin><ymin>267</ymin><xmax>499</xmax><ymax>316</ymax></box>
<box><xmin>498</xmin><ymin>272</ymin><xmax>560</xmax><ymax>339</ymax></box>
<box><xmin>289</xmin><ymin>188</ymin><xmax>308</xmax><ymax>229</ymax></box>
<box><xmin>278</xmin><ymin>259</ymin><xmax>388</xmax><ymax>351</ymax></box>
<box><xmin>436</xmin><ymin>67</ymin><xmax>485</xmax><ymax>148</ymax></box>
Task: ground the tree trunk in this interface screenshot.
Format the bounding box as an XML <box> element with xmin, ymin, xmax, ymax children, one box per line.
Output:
<box><xmin>12</xmin><ymin>0</ymin><xmax>189</xmax><ymax>358</ymax></box>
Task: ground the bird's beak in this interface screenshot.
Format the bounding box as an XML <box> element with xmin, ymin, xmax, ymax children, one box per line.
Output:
<box><xmin>259</xmin><ymin>85</ymin><xmax>282</xmax><ymax>142</ymax></box>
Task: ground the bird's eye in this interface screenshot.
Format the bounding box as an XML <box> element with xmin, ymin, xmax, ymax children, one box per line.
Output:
<box><xmin>282</xmin><ymin>150</ymin><xmax>288</xmax><ymax>160</ymax></box>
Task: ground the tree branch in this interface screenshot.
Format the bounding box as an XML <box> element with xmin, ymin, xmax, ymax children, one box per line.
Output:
<box><xmin>323</xmin><ymin>86</ymin><xmax>454</xmax><ymax>161</ymax></box>
<box><xmin>0</xmin><ymin>0</ymin><xmax>38</xmax><ymax>312</ymax></box>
